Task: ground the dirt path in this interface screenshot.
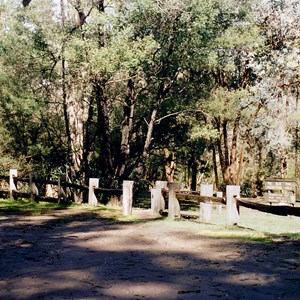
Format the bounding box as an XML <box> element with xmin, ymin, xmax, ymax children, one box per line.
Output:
<box><xmin>0</xmin><ymin>209</ymin><xmax>299</xmax><ymax>299</ymax></box>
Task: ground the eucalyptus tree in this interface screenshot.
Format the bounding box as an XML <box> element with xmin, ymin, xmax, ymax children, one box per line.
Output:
<box><xmin>123</xmin><ymin>0</ymin><xmax>225</xmax><ymax>182</ymax></box>
<box><xmin>59</xmin><ymin>0</ymin><xmax>159</xmax><ymax>189</ymax></box>
<box><xmin>0</xmin><ymin>0</ymin><xmax>68</xmax><ymax>175</ymax></box>
<box><xmin>251</xmin><ymin>0</ymin><xmax>300</xmax><ymax>179</ymax></box>
<box><xmin>182</xmin><ymin>0</ymin><xmax>265</xmax><ymax>189</ymax></box>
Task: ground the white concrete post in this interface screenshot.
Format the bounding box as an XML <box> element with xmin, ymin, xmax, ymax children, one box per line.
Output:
<box><xmin>226</xmin><ymin>185</ymin><xmax>240</xmax><ymax>225</ymax></box>
<box><xmin>217</xmin><ymin>191</ymin><xmax>223</xmax><ymax>198</ymax></box>
<box><xmin>29</xmin><ymin>173</ymin><xmax>39</xmax><ymax>201</ymax></box>
<box><xmin>216</xmin><ymin>191</ymin><xmax>223</xmax><ymax>214</ymax></box>
<box><xmin>151</xmin><ymin>188</ymin><xmax>163</xmax><ymax>213</ymax></box>
<box><xmin>200</xmin><ymin>184</ymin><xmax>214</xmax><ymax>196</ymax></box>
<box><xmin>89</xmin><ymin>178</ymin><xmax>99</xmax><ymax>206</ymax></box>
<box><xmin>167</xmin><ymin>182</ymin><xmax>181</xmax><ymax>219</ymax></box>
<box><xmin>123</xmin><ymin>180</ymin><xmax>134</xmax><ymax>216</ymax></box>
<box><xmin>155</xmin><ymin>181</ymin><xmax>168</xmax><ymax>211</ymax></box>
<box><xmin>9</xmin><ymin>169</ymin><xmax>17</xmax><ymax>199</ymax></box>
<box><xmin>200</xmin><ymin>202</ymin><xmax>212</xmax><ymax>223</ymax></box>
<box><xmin>45</xmin><ymin>184</ymin><xmax>57</xmax><ymax>198</ymax></box>
<box><xmin>155</xmin><ymin>181</ymin><xmax>168</xmax><ymax>189</ymax></box>
<box><xmin>216</xmin><ymin>204</ymin><xmax>223</xmax><ymax>214</ymax></box>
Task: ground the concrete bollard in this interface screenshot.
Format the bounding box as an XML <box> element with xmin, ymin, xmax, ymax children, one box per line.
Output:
<box><xmin>123</xmin><ymin>180</ymin><xmax>134</xmax><ymax>216</ymax></box>
<box><xmin>155</xmin><ymin>180</ymin><xmax>168</xmax><ymax>189</ymax></box>
<box><xmin>89</xmin><ymin>178</ymin><xmax>99</xmax><ymax>206</ymax></box>
<box><xmin>29</xmin><ymin>173</ymin><xmax>39</xmax><ymax>201</ymax></box>
<box><xmin>216</xmin><ymin>203</ymin><xmax>223</xmax><ymax>214</ymax></box>
<box><xmin>200</xmin><ymin>202</ymin><xmax>212</xmax><ymax>223</ymax></box>
<box><xmin>9</xmin><ymin>169</ymin><xmax>17</xmax><ymax>199</ymax></box>
<box><xmin>226</xmin><ymin>185</ymin><xmax>240</xmax><ymax>225</ymax></box>
<box><xmin>167</xmin><ymin>182</ymin><xmax>181</xmax><ymax>219</ymax></box>
<box><xmin>155</xmin><ymin>181</ymin><xmax>168</xmax><ymax>211</ymax></box>
<box><xmin>200</xmin><ymin>184</ymin><xmax>214</xmax><ymax>197</ymax></box>
<box><xmin>151</xmin><ymin>188</ymin><xmax>163</xmax><ymax>213</ymax></box>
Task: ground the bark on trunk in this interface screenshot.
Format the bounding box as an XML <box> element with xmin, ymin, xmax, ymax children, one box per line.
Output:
<box><xmin>227</xmin><ymin>113</ymin><xmax>241</xmax><ymax>184</ymax></box>
<box><xmin>143</xmin><ymin>107</ymin><xmax>158</xmax><ymax>160</ymax></box>
<box><xmin>191</xmin><ymin>159</ymin><xmax>199</xmax><ymax>191</ymax></box>
<box><xmin>95</xmin><ymin>81</ymin><xmax>114</xmax><ymax>187</ymax></box>
<box><xmin>117</xmin><ymin>79</ymin><xmax>135</xmax><ymax>184</ymax></box>
<box><xmin>295</xmin><ymin>87</ymin><xmax>299</xmax><ymax>177</ymax></box>
<box><xmin>164</xmin><ymin>148</ymin><xmax>176</xmax><ymax>183</ymax></box>
<box><xmin>212</xmin><ymin>144</ymin><xmax>219</xmax><ymax>189</ymax></box>
<box><xmin>216</xmin><ymin>119</ymin><xmax>226</xmax><ymax>181</ymax></box>
<box><xmin>222</xmin><ymin>120</ymin><xmax>229</xmax><ymax>170</ymax></box>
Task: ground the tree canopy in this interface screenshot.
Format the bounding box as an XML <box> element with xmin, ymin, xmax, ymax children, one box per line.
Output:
<box><xmin>0</xmin><ymin>0</ymin><xmax>299</xmax><ymax>198</ymax></box>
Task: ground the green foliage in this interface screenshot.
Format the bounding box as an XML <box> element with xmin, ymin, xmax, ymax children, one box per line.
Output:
<box><xmin>0</xmin><ymin>0</ymin><xmax>299</xmax><ymax>195</ymax></box>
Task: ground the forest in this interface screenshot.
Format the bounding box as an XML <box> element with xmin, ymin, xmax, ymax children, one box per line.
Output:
<box><xmin>0</xmin><ymin>0</ymin><xmax>299</xmax><ymax>200</ymax></box>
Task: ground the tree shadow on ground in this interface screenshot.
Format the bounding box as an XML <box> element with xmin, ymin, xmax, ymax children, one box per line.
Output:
<box><xmin>0</xmin><ymin>211</ymin><xmax>299</xmax><ymax>300</ymax></box>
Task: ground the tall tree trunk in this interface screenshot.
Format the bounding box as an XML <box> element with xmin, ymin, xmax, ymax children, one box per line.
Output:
<box><xmin>216</xmin><ymin>119</ymin><xmax>226</xmax><ymax>181</ymax></box>
<box><xmin>228</xmin><ymin>113</ymin><xmax>241</xmax><ymax>184</ymax></box>
<box><xmin>116</xmin><ymin>78</ymin><xmax>135</xmax><ymax>184</ymax></box>
<box><xmin>94</xmin><ymin>81</ymin><xmax>114</xmax><ymax>187</ymax></box>
<box><xmin>60</xmin><ymin>0</ymin><xmax>84</xmax><ymax>203</ymax></box>
<box><xmin>280</xmin><ymin>146</ymin><xmax>287</xmax><ymax>178</ymax></box>
<box><xmin>212</xmin><ymin>144</ymin><xmax>219</xmax><ymax>189</ymax></box>
<box><xmin>164</xmin><ymin>148</ymin><xmax>176</xmax><ymax>183</ymax></box>
<box><xmin>222</xmin><ymin>120</ymin><xmax>229</xmax><ymax>172</ymax></box>
<box><xmin>82</xmin><ymin>97</ymin><xmax>95</xmax><ymax>185</ymax></box>
<box><xmin>190</xmin><ymin>158</ymin><xmax>199</xmax><ymax>191</ymax></box>
<box><xmin>143</xmin><ymin>107</ymin><xmax>158</xmax><ymax>160</ymax></box>
<box><xmin>295</xmin><ymin>87</ymin><xmax>299</xmax><ymax>178</ymax></box>
<box><xmin>236</xmin><ymin>102</ymin><xmax>263</xmax><ymax>184</ymax></box>
<box><xmin>141</xmin><ymin>82</ymin><xmax>168</xmax><ymax>176</ymax></box>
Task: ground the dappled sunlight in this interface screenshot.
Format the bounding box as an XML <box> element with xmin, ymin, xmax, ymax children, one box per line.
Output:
<box><xmin>1</xmin><ymin>213</ymin><xmax>299</xmax><ymax>299</ymax></box>
<box><xmin>4</xmin><ymin>270</ymin><xmax>90</xmax><ymax>300</ymax></box>
<box><xmin>103</xmin><ymin>282</ymin><xmax>180</xmax><ymax>299</ymax></box>
<box><xmin>222</xmin><ymin>272</ymin><xmax>279</xmax><ymax>286</ymax></box>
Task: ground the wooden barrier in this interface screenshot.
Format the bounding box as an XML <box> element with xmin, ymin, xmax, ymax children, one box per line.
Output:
<box><xmin>237</xmin><ymin>198</ymin><xmax>300</xmax><ymax>217</ymax></box>
<box><xmin>3</xmin><ymin>169</ymin><xmax>123</xmax><ymax>205</ymax></box>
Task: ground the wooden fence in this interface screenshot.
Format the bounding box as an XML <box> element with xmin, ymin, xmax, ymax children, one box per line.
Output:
<box><xmin>0</xmin><ymin>169</ymin><xmax>136</xmax><ymax>215</ymax></box>
<box><xmin>2</xmin><ymin>170</ymin><xmax>300</xmax><ymax>222</ymax></box>
<box><xmin>151</xmin><ymin>182</ymin><xmax>300</xmax><ymax>225</ymax></box>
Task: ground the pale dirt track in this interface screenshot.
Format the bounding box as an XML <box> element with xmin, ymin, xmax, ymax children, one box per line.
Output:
<box><xmin>0</xmin><ymin>209</ymin><xmax>299</xmax><ymax>300</ymax></box>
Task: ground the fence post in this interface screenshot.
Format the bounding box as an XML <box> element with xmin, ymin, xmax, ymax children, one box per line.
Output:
<box><xmin>226</xmin><ymin>185</ymin><xmax>240</xmax><ymax>225</ymax></box>
<box><xmin>151</xmin><ymin>188</ymin><xmax>163</xmax><ymax>213</ymax></box>
<box><xmin>216</xmin><ymin>192</ymin><xmax>223</xmax><ymax>214</ymax></box>
<box><xmin>58</xmin><ymin>177</ymin><xmax>66</xmax><ymax>203</ymax></box>
<box><xmin>45</xmin><ymin>184</ymin><xmax>56</xmax><ymax>198</ymax></box>
<box><xmin>9</xmin><ymin>169</ymin><xmax>17</xmax><ymax>199</ymax></box>
<box><xmin>217</xmin><ymin>191</ymin><xmax>223</xmax><ymax>198</ymax></box>
<box><xmin>200</xmin><ymin>202</ymin><xmax>212</xmax><ymax>223</ymax></box>
<box><xmin>29</xmin><ymin>173</ymin><xmax>39</xmax><ymax>201</ymax></box>
<box><xmin>168</xmin><ymin>182</ymin><xmax>180</xmax><ymax>219</ymax></box>
<box><xmin>123</xmin><ymin>180</ymin><xmax>134</xmax><ymax>216</ymax></box>
<box><xmin>88</xmin><ymin>178</ymin><xmax>99</xmax><ymax>206</ymax></box>
<box><xmin>155</xmin><ymin>180</ymin><xmax>168</xmax><ymax>211</ymax></box>
<box><xmin>200</xmin><ymin>184</ymin><xmax>214</xmax><ymax>197</ymax></box>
